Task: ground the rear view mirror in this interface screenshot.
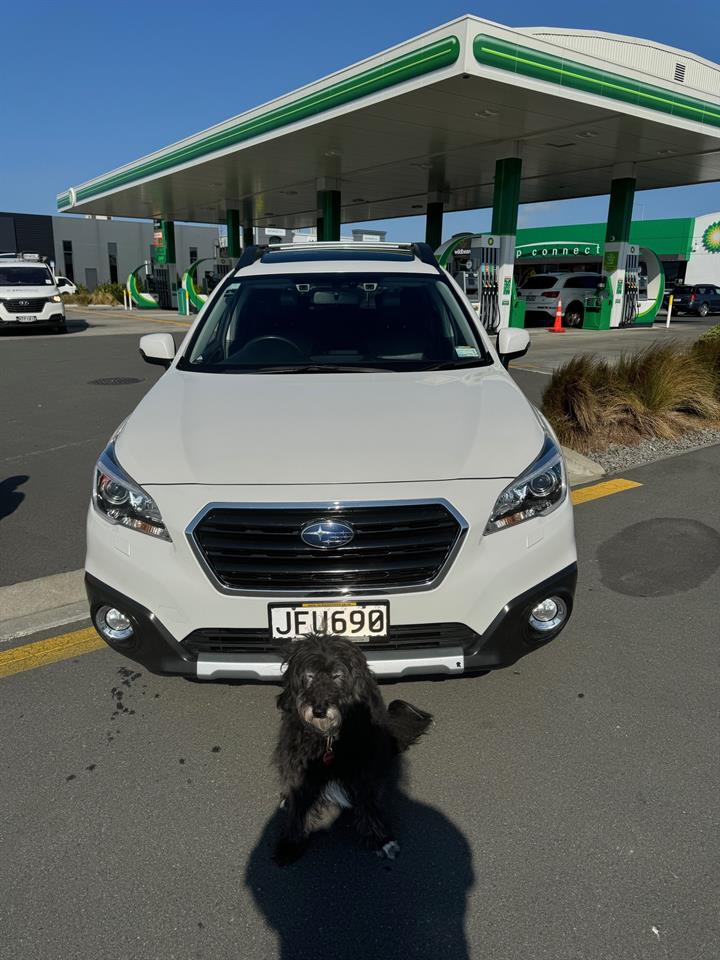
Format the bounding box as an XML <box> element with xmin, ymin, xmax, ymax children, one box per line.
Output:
<box><xmin>497</xmin><ymin>327</ymin><xmax>530</xmax><ymax>369</ymax></box>
<box><xmin>139</xmin><ymin>333</ymin><xmax>176</xmax><ymax>368</ymax></box>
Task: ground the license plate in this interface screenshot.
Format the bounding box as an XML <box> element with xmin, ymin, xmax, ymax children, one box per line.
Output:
<box><xmin>525</xmin><ymin>295</ymin><xmax>536</xmax><ymax>302</ymax></box>
<box><xmin>269</xmin><ymin>601</ymin><xmax>389</xmax><ymax>642</ymax></box>
<box><xmin>17</xmin><ymin>315</ymin><xmax>36</xmax><ymax>322</ymax></box>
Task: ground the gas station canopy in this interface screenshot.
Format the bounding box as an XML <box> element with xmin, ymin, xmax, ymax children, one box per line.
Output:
<box><xmin>57</xmin><ymin>16</ymin><xmax>720</xmax><ymax>228</ymax></box>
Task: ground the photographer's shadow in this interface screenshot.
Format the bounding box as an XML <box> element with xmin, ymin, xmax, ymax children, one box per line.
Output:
<box><xmin>245</xmin><ymin>791</ymin><xmax>474</xmax><ymax>960</ymax></box>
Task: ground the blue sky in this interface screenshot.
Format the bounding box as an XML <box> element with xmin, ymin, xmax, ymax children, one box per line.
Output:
<box><xmin>2</xmin><ymin>0</ymin><xmax>718</xmax><ymax>238</ymax></box>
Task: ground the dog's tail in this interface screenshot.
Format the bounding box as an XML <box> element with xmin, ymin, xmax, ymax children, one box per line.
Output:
<box><xmin>387</xmin><ymin>699</ymin><xmax>434</xmax><ymax>752</ymax></box>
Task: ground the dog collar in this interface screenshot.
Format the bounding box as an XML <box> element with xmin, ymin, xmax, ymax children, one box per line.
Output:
<box><xmin>322</xmin><ymin>735</ymin><xmax>335</xmax><ymax>766</ymax></box>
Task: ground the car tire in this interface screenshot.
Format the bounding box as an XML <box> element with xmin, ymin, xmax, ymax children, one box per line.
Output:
<box><xmin>564</xmin><ymin>301</ymin><xmax>584</xmax><ymax>328</ymax></box>
<box><xmin>698</xmin><ymin>302</ymin><xmax>710</xmax><ymax>318</ymax></box>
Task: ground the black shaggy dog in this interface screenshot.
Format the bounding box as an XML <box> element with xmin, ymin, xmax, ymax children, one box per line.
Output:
<box><xmin>273</xmin><ymin>634</ymin><xmax>433</xmax><ymax>866</ymax></box>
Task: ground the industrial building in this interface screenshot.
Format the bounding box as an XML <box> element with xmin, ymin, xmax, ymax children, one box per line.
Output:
<box><xmin>0</xmin><ymin>211</ymin><xmax>220</xmax><ymax>290</ymax></box>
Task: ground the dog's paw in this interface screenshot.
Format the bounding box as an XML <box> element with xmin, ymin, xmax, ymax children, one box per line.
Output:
<box><xmin>273</xmin><ymin>838</ymin><xmax>307</xmax><ymax>867</ymax></box>
<box><xmin>375</xmin><ymin>839</ymin><xmax>400</xmax><ymax>860</ymax></box>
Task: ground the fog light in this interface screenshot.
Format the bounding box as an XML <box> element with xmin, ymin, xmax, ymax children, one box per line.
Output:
<box><xmin>95</xmin><ymin>605</ymin><xmax>134</xmax><ymax>642</ymax></box>
<box><xmin>529</xmin><ymin>596</ymin><xmax>567</xmax><ymax>633</ymax></box>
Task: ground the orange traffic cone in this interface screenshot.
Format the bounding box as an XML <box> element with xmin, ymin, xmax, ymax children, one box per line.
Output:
<box><xmin>549</xmin><ymin>298</ymin><xmax>565</xmax><ymax>333</ymax></box>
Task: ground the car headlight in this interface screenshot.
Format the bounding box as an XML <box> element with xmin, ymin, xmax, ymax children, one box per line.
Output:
<box><xmin>93</xmin><ymin>442</ymin><xmax>171</xmax><ymax>541</ymax></box>
<box><xmin>51</xmin><ymin>295</ymin><xmax>62</xmax><ymax>302</ymax></box>
<box><xmin>485</xmin><ymin>434</ymin><xmax>566</xmax><ymax>534</ymax></box>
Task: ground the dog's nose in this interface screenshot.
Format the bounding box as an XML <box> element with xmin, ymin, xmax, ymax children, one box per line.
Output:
<box><xmin>312</xmin><ymin>705</ymin><xmax>327</xmax><ymax>718</ymax></box>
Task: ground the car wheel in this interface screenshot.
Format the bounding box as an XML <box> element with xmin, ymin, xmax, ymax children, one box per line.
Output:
<box><xmin>698</xmin><ymin>302</ymin><xmax>710</xmax><ymax>318</ymax></box>
<box><xmin>564</xmin><ymin>302</ymin><xmax>584</xmax><ymax>328</ymax></box>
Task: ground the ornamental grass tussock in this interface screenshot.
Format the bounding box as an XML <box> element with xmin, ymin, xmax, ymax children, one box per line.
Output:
<box><xmin>542</xmin><ymin>341</ymin><xmax>720</xmax><ymax>454</ymax></box>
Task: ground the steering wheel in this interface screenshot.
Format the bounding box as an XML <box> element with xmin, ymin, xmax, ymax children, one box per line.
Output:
<box><xmin>234</xmin><ymin>335</ymin><xmax>305</xmax><ymax>362</ymax></box>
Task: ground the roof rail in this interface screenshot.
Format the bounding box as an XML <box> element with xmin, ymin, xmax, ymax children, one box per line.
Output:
<box><xmin>269</xmin><ymin>241</ymin><xmax>411</xmax><ymax>252</ymax></box>
<box><xmin>409</xmin><ymin>242</ymin><xmax>439</xmax><ymax>267</ymax></box>
<box><xmin>266</xmin><ymin>240</ymin><xmax>440</xmax><ymax>267</ymax></box>
<box><xmin>0</xmin><ymin>251</ymin><xmax>48</xmax><ymax>262</ymax></box>
<box><xmin>236</xmin><ymin>244</ymin><xmax>267</xmax><ymax>268</ymax></box>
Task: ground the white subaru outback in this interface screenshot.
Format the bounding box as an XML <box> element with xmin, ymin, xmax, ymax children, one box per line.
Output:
<box><xmin>86</xmin><ymin>242</ymin><xmax>577</xmax><ymax>681</ymax></box>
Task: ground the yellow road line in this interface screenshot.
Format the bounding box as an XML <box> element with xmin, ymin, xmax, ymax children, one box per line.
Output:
<box><xmin>140</xmin><ymin>316</ymin><xmax>191</xmax><ymax>328</ymax></box>
<box><xmin>0</xmin><ymin>628</ymin><xmax>104</xmax><ymax>679</ymax></box>
<box><xmin>0</xmin><ymin>478</ymin><xmax>642</xmax><ymax>681</ymax></box>
<box><xmin>571</xmin><ymin>478</ymin><xmax>642</xmax><ymax>505</ymax></box>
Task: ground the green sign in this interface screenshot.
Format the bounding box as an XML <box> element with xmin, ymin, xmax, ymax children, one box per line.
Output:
<box><xmin>502</xmin><ymin>277</ymin><xmax>512</xmax><ymax>296</ymax></box>
<box><xmin>603</xmin><ymin>250</ymin><xmax>619</xmax><ymax>272</ymax></box>
<box><xmin>151</xmin><ymin>218</ymin><xmax>167</xmax><ymax>264</ymax></box>
<box><xmin>515</xmin><ymin>241</ymin><xmax>601</xmax><ymax>259</ymax></box>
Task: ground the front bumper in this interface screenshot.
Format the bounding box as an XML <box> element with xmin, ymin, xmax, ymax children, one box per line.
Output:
<box><xmin>86</xmin><ymin>563</ymin><xmax>578</xmax><ymax>681</ymax></box>
<box><xmin>0</xmin><ymin>308</ymin><xmax>64</xmax><ymax>329</ymax></box>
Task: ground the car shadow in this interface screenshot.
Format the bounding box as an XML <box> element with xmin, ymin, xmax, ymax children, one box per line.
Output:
<box><xmin>0</xmin><ymin>320</ymin><xmax>90</xmax><ymax>337</ymax></box>
<box><xmin>245</xmin><ymin>791</ymin><xmax>474</xmax><ymax>960</ymax></box>
<box><xmin>0</xmin><ymin>474</ymin><xmax>29</xmax><ymax>522</ymax></box>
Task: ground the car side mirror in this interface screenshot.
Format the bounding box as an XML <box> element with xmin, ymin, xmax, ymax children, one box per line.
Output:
<box><xmin>139</xmin><ymin>333</ymin><xmax>176</xmax><ymax>368</ymax></box>
<box><xmin>496</xmin><ymin>327</ymin><xmax>530</xmax><ymax>369</ymax></box>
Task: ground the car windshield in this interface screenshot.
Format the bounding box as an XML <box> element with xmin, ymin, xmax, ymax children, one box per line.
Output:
<box><xmin>521</xmin><ymin>276</ymin><xmax>558</xmax><ymax>289</ymax></box>
<box><xmin>180</xmin><ymin>273</ymin><xmax>490</xmax><ymax>373</ymax></box>
<box><xmin>0</xmin><ymin>266</ymin><xmax>53</xmax><ymax>286</ymax></box>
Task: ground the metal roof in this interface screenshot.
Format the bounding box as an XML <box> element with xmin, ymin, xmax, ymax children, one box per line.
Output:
<box><xmin>58</xmin><ymin>16</ymin><xmax>720</xmax><ymax>228</ymax></box>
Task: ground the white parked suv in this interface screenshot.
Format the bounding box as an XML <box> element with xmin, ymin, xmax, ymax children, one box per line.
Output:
<box><xmin>518</xmin><ymin>272</ymin><xmax>604</xmax><ymax>327</ymax></box>
<box><xmin>0</xmin><ymin>253</ymin><xmax>72</xmax><ymax>332</ymax></box>
<box><xmin>86</xmin><ymin>242</ymin><xmax>577</xmax><ymax>681</ymax></box>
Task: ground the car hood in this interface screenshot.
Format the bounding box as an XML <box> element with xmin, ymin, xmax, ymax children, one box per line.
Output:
<box><xmin>115</xmin><ymin>367</ymin><xmax>544</xmax><ymax>485</ymax></box>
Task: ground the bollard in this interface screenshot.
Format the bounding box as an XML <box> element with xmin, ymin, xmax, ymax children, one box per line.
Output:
<box><xmin>666</xmin><ymin>294</ymin><xmax>673</xmax><ymax>328</ymax></box>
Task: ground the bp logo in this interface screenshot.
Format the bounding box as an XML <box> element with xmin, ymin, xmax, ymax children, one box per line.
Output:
<box><xmin>701</xmin><ymin>221</ymin><xmax>720</xmax><ymax>253</ymax></box>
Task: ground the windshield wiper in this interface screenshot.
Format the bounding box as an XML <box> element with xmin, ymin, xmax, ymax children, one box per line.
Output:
<box><xmin>420</xmin><ymin>358</ymin><xmax>491</xmax><ymax>371</ymax></box>
<box><xmin>243</xmin><ymin>364</ymin><xmax>389</xmax><ymax>374</ymax></box>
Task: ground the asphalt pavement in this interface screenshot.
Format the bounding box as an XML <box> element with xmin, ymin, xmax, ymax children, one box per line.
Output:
<box><xmin>1</xmin><ymin>445</ymin><xmax>719</xmax><ymax>959</ymax></box>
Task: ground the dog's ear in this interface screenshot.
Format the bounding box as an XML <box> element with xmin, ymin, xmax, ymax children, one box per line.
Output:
<box><xmin>276</xmin><ymin>643</ymin><xmax>297</xmax><ymax>712</ymax></box>
<box><xmin>276</xmin><ymin>685</ymin><xmax>294</xmax><ymax>712</ymax></box>
<box><xmin>346</xmin><ymin>646</ymin><xmax>386</xmax><ymax>726</ymax></box>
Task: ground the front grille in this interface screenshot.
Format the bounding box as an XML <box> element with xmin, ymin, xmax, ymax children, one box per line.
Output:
<box><xmin>3</xmin><ymin>298</ymin><xmax>47</xmax><ymax>313</ymax></box>
<box><xmin>183</xmin><ymin>622</ymin><xmax>477</xmax><ymax>656</ymax></box>
<box><xmin>189</xmin><ymin>502</ymin><xmax>465</xmax><ymax>593</ymax></box>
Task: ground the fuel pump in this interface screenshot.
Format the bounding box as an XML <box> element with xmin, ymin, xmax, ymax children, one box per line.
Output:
<box><xmin>470</xmin><ymin>235</ymin><xmax>501</xmax><ymax>332</ymax></box>
<box><xmin>621</xmin><ymin>248</ymin><xmax>640</xmax><ymax>326</ymax></box>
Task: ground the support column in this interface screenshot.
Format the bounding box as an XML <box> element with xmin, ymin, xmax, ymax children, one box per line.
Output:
<box><xmin>425</xmin><ymin>201</ymin><xmax>444</xmax><ymax>252</ymax></box>
<box><xmin>226</xmin><ymin>209</ymin><xmax>241</xmax><ymax>259</ymax></box>
<box><xmin>317</xmin><ymin>189</ymin><xmax>341</xmax><ymax>241</ymax></box>
<box><xmin>603</xmin><ymin>175</ymin><xmax>636</xmax><ymax>328</ymax></box>
<box><xmin>242</xmin><ymin>225</ymin><xmax>254</xmax><ymax>248</ymax></box>
<box><xmin>490</xmin><ymin>157</ymin><xmax>522</xmax><ymax>329</ymax></box>
<box><xmin>161</xmin><ymin>220</ymin><xmax>176</xmax><ymax>265</ymax></box>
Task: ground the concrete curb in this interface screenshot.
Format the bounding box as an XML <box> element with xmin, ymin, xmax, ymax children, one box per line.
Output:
<box><xmin>562</xmin><ymin>446</ymin><xmax>606</xmax><ymax>486</ymax></box>
<box><xmin>0</xmin><ymin>570</ymin><xmax>88</xmax><ymax>643</ymax></box>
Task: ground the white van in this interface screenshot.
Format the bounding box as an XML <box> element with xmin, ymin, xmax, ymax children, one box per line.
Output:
<box><xmin>0</xmin><ymin>253</ymin><xmax>73</xmax><ymax>332</ymax></box>
<box><xmin>85</xmin><ymin>242</ymin><xmax>577</xmax><ymax>682</ymax></box>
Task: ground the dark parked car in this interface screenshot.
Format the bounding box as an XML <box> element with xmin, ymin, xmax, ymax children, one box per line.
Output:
<box><xmin>667</xmin><ymin>284</ymin><xmax>720</xmax><ymax>317</ymax></box>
